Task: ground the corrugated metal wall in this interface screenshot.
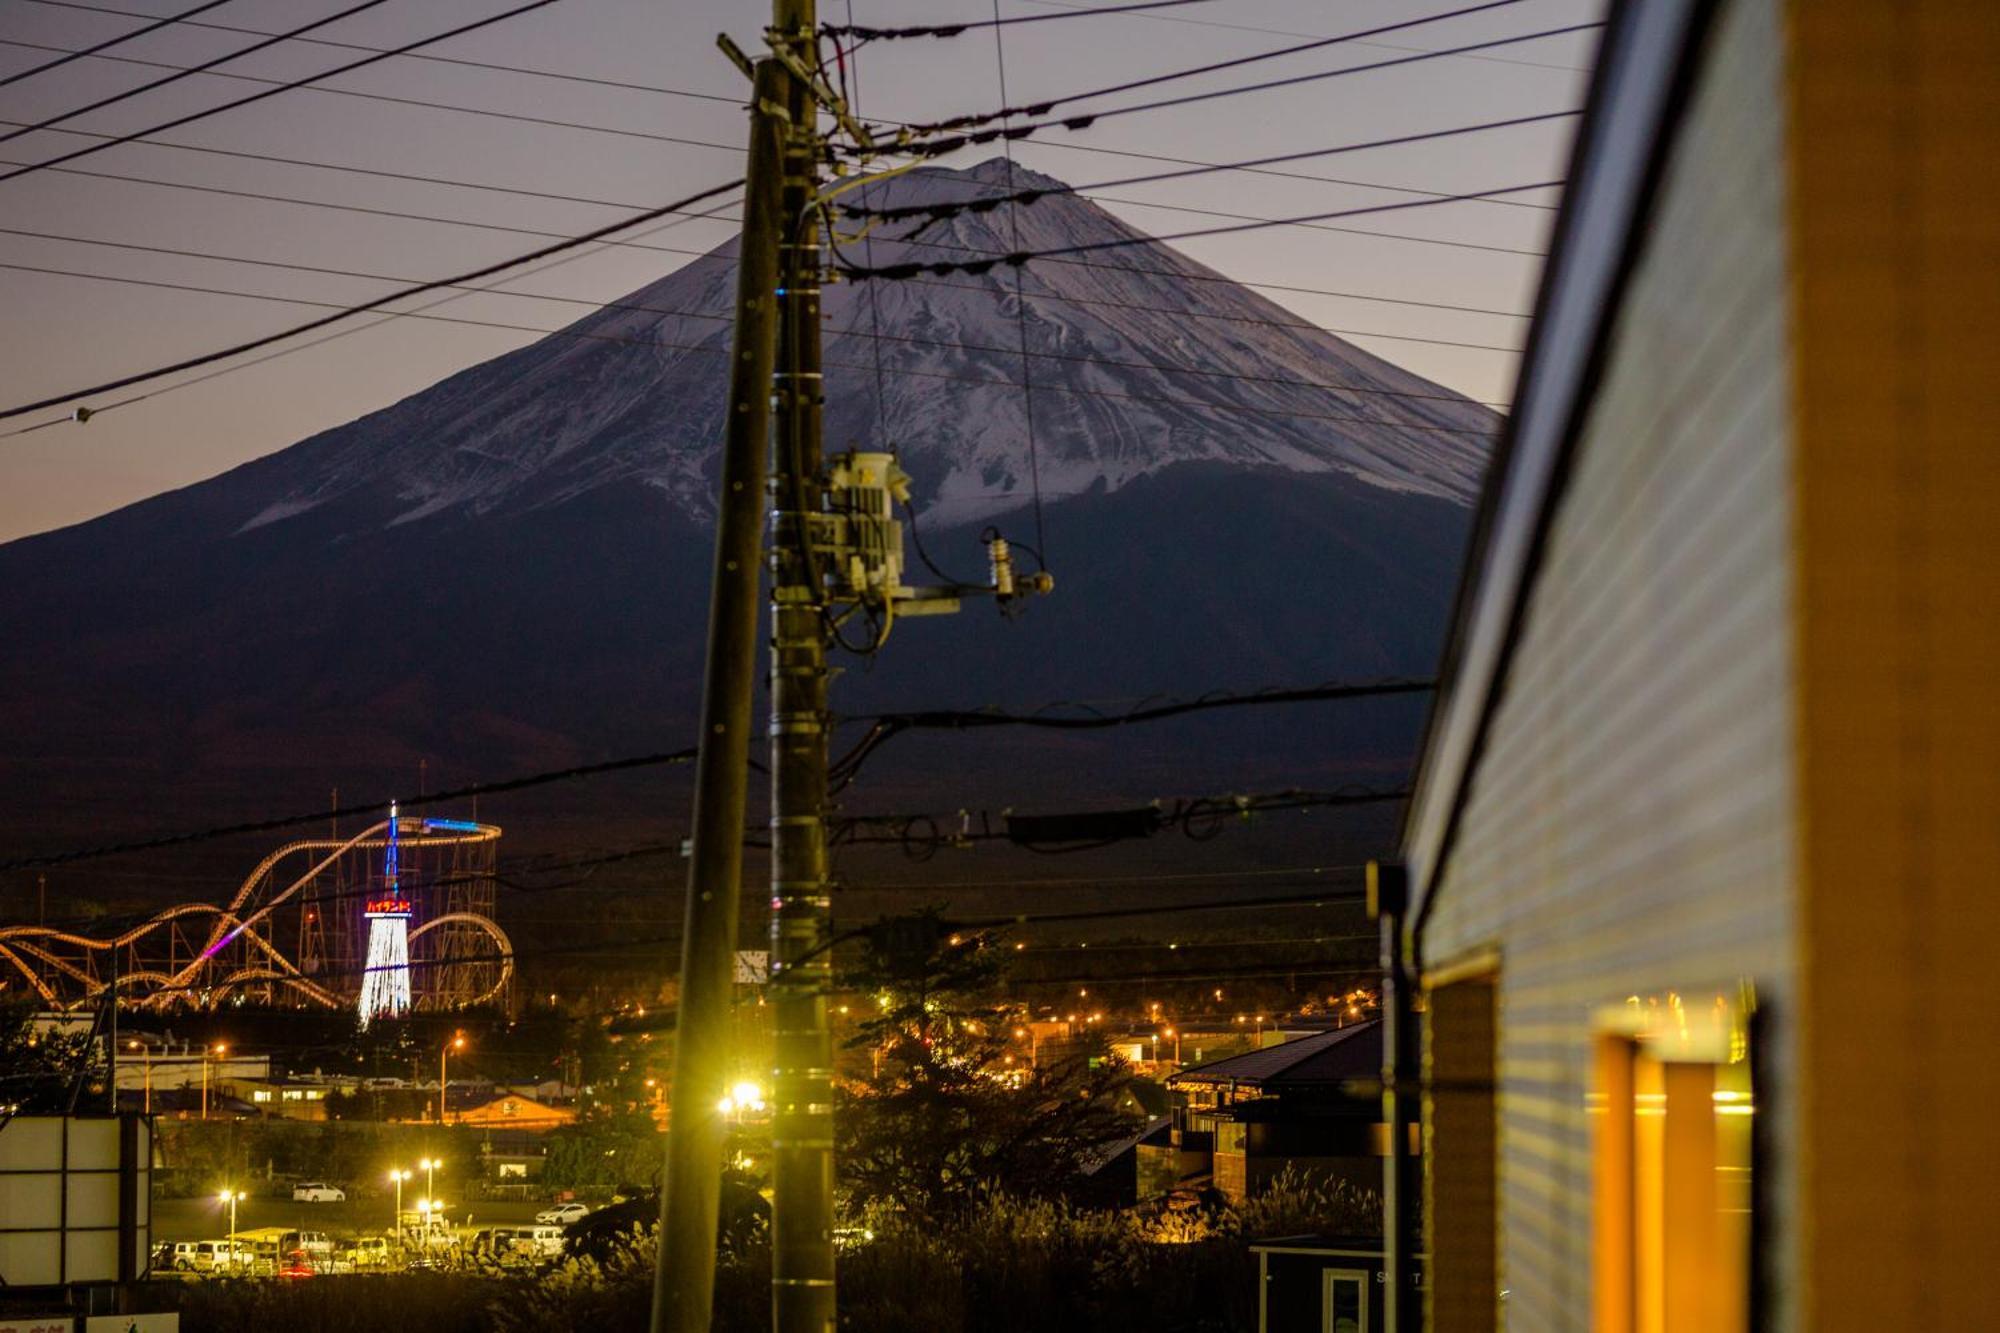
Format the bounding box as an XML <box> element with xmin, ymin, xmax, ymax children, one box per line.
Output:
<box><xmin>1420</xmin><ymin>1</ymin><xmax>1796</xmax><ymax>1327</ymax></box>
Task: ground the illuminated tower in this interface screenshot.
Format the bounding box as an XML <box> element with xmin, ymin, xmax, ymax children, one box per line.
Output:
<box><xmin>358</xmin><ymin>802</ymin><xmax>413</xmax><ymax>1027</ymax></box>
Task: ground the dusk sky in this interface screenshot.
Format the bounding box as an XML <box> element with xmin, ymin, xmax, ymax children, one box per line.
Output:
<box><xmin>0</xmin><ymin>0</ymin><xmax>1601</xmax><ymax>542</ymax></box>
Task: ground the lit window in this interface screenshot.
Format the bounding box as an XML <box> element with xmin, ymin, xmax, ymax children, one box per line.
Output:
<box><xmin>1592</xmin><ymin>990</ymin><xmax>1754</xmax><ymax>1333</ymax></box>
<box><xmin>251</xmin><ymin>1091</ymin><xmax>272</xmax><ymax>1103</ymax></box>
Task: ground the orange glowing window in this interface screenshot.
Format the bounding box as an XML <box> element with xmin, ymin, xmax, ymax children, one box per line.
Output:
<box><xmin>1591</xmin><ymin>991</ymin><xmax>1754</xmax><ymax>1333</ymax></box>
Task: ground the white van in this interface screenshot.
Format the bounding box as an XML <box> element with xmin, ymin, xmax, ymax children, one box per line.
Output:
<box><xmin>474</xmin><ymin>1224</ymin><xmax>564</xmax><ymax>1265</ymax></box>
<box><xmin>167</xmin><ymin>1239</ymin><xmax>253</xmax><ymax>1273</ymax></box>
<box><xmin>341</xmin><ymin>1236</ymin><xmax>391</xmax><ymax>1269</ymax></box>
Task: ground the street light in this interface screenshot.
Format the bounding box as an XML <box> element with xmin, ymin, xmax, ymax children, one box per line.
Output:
<box><xmin>129</xmin><ymin>1040</ymin><xmax>150</xmax><ymax>1116</ymax></box>
<box><xmin>718</xmin><ymin>1079</ymin><xmax>766</xmax><ymax>1124</ymax></box>
<box><xmin>218</xmin><ymin>1189</ymin><xmax>241</xmax><ymax>1272</ymax></box>
<box><xmin>439</xmin><ymin>1032</ymin><xmax>466</xmax><ymax>1125</ymax></box>
<box><xmin>419</xmin><ymin>1156</ymin><xmax>442</xmax><ymax>1202</ymax></box>
<box><xmin>201</xmin><ymin>1042</ymin><xmax>228</xmax><ymax>1120</ymax></box>
<box><xmin>389</xmin><ymin>1169</ymin><xmax>411</xmax><ymax>1248</ymax></box>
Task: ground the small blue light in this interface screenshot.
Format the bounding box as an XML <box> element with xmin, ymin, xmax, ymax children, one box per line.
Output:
<box><xmin>775</xmin><ymin>288</ymin><xmax>788</xmax><ymax>296</ymax></box>
<box><xmin>423</xmin><ymin>817</ymin><xmax>481</xmax><ymax>832</ymax></box>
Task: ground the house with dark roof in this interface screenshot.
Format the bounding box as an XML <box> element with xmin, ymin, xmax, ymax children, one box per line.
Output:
<box><xmin>1142</xmin><ymin>1021</ymin><xmax>1388</xmax><ymax>1206</ymax></box>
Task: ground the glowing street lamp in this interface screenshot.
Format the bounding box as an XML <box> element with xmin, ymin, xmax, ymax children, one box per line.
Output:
<box><xmin>438</xmin><ymin>1033</ymin><xmax>467</xmax><ymax>1125</ymax></box>
<box><xmin>420</xmin><ymin>1156</ymin><xmax>443</xmax><ymax>1202</ymax></box>
<box><xmin>201</xmin><ymin>1042</ymin><xmax>228</xmax><ymax>1120</ymax></box>
<box><xmin>128</xmin><ymin>1040</ymin><xmax>151</xmax><ymax>1116</ymax></box>
<box><xmin>389</xmin><ymin>1169</ymin><xmax>411</xmax><ymax>1247</ymax></box>
<box><xmin>718</xmin><ymin>1079</ymin><xmax>766</xmax><ymax>1124</ymax></box>
<box><xmin>218</xmin><ymin>1189</ymin><xmax>242</xmax><ymax>1271</ymax></box>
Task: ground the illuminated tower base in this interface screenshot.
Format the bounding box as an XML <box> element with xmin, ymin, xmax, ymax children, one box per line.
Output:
<box><xmin>359</xmin><ymin>905</ymin><xmax>412</xmax><ymax>1027</ymax></box>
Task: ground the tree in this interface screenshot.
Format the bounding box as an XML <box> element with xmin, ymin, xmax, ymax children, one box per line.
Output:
<box><xmin>837</xmin><ymin>914</ymin><xmax>1140</xmax><ymax>1220</ymax></box>
<box><xmin>0</xmin><ymin>999</ymin><xmax>100</xmax><ymax>1112</ymax></box>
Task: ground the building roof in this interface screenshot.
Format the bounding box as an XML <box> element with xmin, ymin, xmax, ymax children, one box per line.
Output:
<box><xmin>1166</xmin><ymin>1021</ymin><xmax>1380</xmax><ymax>1092</ymax></box>
<box><xmin>1400</xmin><ymin>0</ymin><xmax>1713</xmax><ymax>918</ymax></box>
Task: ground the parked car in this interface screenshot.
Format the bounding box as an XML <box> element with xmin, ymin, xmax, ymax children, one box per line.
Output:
<box><xmin>292</xmin><ymin>1181</ymin><xmax>346</xmax><ymax>1202</ymax></box>
<box><xmin>535</xmin><ymin>1202</ymin><xmax>590</xmax><ymax>1225</ymax></box>
<box><xmin>340</xmin><ymin>1236</ymin><xmax>391</xmax><ymax>1269</ymax></box>
<box><xmin>470</xmin><ymin>1224</ymin><xmax>565</xmax><ymax>1266</ymax></box>
<box><xmin>166</xmin><ymin>1239</ymin><xmax>253</xmax><ymax>1273</ymax></box>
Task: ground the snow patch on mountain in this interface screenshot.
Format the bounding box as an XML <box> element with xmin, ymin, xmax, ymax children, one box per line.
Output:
<box><xmin>216</xmin><ymin>159</ymin><xmax>1497</xmax><ymax>537</ymax></box>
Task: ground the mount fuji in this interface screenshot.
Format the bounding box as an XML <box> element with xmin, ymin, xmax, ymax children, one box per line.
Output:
<box><xmin>0</xmin><ymin>159</ymin><xmax>1495</xmax><ymax>855</ymax></box>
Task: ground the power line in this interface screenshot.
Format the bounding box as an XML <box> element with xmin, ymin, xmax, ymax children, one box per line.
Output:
<box><xmin>0</xmin><ymin>115</ymin><xmax>746</xmax><ymax>217</ymax></box>
<box><xmin>840</xmin><ymin>177</ymin><xmax>1561</xmax><ymax>282</ymax></box>
<box><xmin>0</xmin><ymin>749</ymin><xmax>699</xmax><ymax>873</ymax></box>
<box><xmin>1014</xmin><ymin>931</ymin><xmax>1375</xmax><ymax>955</ymax></box>
<box><xmin>0</xmin><ymin>264</ymin><xmax>1512</xmax><ymax>440</ymax></box>
<box><xmin>0</xmin><ymin>0</ymin><xmax>563</xmax><ymax>186</ymax></box>
<box><xmin>843</xmin><ymin>678</ymin><xmax>1435</xmax><ymax>729</ymax></box>
<box><xmin>1020</xmin><ymin>130</ymin><xmax>1561</xmax><ymax>212</ymax></box>
<box><xmin>835</xmin><ymin>321</ymin><xmax>1513</xmax><ymax>405</ymax></box>
<box><xmin>0</xmin><ymin>200</ymin><xmax>1522</xmax><ymax>437</ymax></box>
<box><xmin>868</xmin><ymin>267</ymin><xmax>1528</xmax><ymax>346</ymax></box>
<box><xmin>830</xmin><ymin>679</ymin><xmax>1436</xmax><ymax>787</ymax></box>
<box><xmin>1014</xmin><ymin>0</ymin><xmax>1590</xmax><ymax>73</ymax></box>
<box><xmin>6</xmin><ymin>8</ymin><xmax>1574</xmax><ymax>237</ymax></box>
<box><xmin>22</xmin><ymin>0</ymin><xmax>742</xmax><ymax>104</ymax></box>
<box><xmin>894</xmin><ymin>1</ymin><xmax>1537</xmax><ymax>138</ymax></box>
<box><xmin>825</xmin><ymin>788</ymin><xmax>1410</xmax><ymax>862</ymax></box>
<box><xmin>848</xmin><ymin>180</ymin><xmax>1550</xmax><ymax>262</ymax></box>
<box><xmin>0</xmin><ymin>0</ymin><xmax>234</xmax><ymax>90</ymax></box>
<box><xmin>11</xmin><ymin>1</ymin><xmax>1564</xmax><ymax>213</ymax></box>
<box><xmin>0</xmin><ymin>155</ymin><xmax>732</xmax><ymax>262</ymax></box>
<box><xmin>0</xmin><ymin>672</ymin><xmax>1422</xmax><ymax>872</ymax></box>
<box><xmin>0</xmin><ymin>36</ymin><xmax>746</xmax><ymax>156</ymax></box>
<box><xmin>825</xmin><ymin>0</ymin><xmax>1230</xmax><ymax>41</ymax></box>
<box><xmin>0</xmin><ymin>174</ymin><xmax>743</xmax><ymax>422</ymax></box>
<box><xmin>3</xmin><ymin>106</ymin><xmax>1549</xmax><ymax>265</ymax></box>
<box><xmin>0</xmin><ymin>225</ymin><xmax>735</xmax><ymax>323</ymax></box>
<box><xmin>0</xmin><ymin>187</ymin><xmax>741</xmax><ymax>437</ymax></box>
<box><xmin>0</xmin><ymin>0</ymin><xmax>396</xmax><ymax>149</ymax></box>
<box><xmin>844</xmin><ymin>111</ymin><xmax>1577</xmax><ymax>225</ymax></box>
<box><xmin>8</xmin><ymin>225</ymin><xmax>1489</xmax><ymax>399</ymax></box>
<box><xmin>843</xmin><ymin>863</ymin><xmax>1368</xmax><ymax>893</ymax></box>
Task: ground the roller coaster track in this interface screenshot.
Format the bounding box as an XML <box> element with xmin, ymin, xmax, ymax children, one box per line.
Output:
<box><xmin>0</xmin><ymin>819</ymin><xmax>511</xmax><ymax>1012</ymax></box>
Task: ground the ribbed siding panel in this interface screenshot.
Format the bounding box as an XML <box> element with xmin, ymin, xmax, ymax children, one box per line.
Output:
<box><xmin>1422</xmin><ymin>2</ymin><xmax>1795</xmax><ymax>1329</ymax></box>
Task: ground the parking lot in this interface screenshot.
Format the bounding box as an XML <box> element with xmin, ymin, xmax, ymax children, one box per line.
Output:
<box><xmin>153</xmin><ymin>1193</ymin><xmax>550</xmax><ymax>1244</ymax></box>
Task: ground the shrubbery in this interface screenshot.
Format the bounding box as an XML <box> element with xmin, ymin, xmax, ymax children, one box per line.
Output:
<box><xmin>504</xmin><ymin>1174</ymin><xmax>1371</xmax><ymax>1333</ymax></box>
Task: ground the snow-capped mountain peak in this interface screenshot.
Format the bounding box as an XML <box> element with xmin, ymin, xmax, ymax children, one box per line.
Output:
<box><xmin>228</xmin><ymin>159</ymin><xmax>1495</xmax><ymax>536</ymax></box>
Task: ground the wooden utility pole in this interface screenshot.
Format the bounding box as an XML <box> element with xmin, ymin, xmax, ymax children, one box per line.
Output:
<box><xmin>649</xmin><ymin>50</ymin><xmax>787</xmax><ymax>1333</ymax></box>
<box><xmin>766</xmin><ymin>0</ymin><xmax>838</xmax><ymax>1325</ymax></box>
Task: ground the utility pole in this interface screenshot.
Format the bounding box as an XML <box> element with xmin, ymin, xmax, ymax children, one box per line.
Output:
<box><xmin>659</xmin><ymin>8</ymin><xmax>1047</xmax><ymax>1326</ymax></box>
<box><xmin>650</xmin><ymin>45</ymin><xmax>787</xmax><ymax>1333</ymax></box>
<box><xmin>766</xmin><ymin>0</ymin><xmax>837</xmax><ymax>1326</ymax></box>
